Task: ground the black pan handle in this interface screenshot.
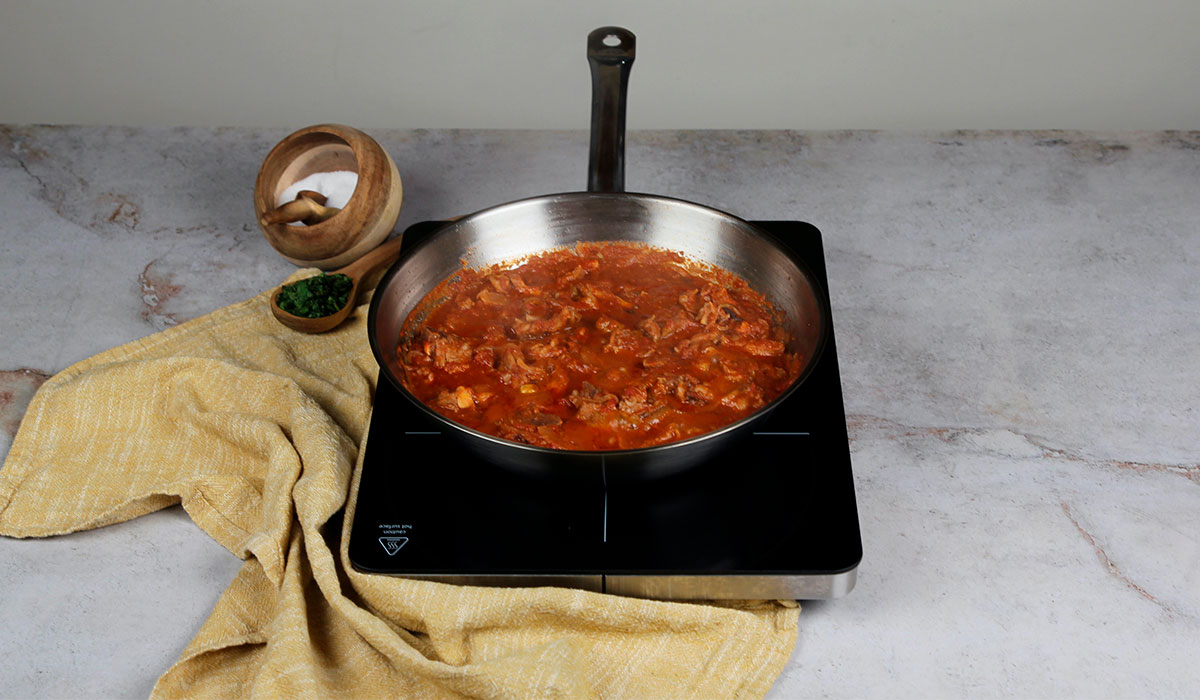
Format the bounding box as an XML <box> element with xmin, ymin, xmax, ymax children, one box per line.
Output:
<box><xmin>587</xmin><ymin>27</ymin><xmax>635</xmax><ymax>193</ymax></box>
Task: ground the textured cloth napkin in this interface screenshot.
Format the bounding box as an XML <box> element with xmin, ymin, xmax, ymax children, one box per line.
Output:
<box><xmin>0</xmin><ymin>272</ymin><xmax>799</xmax><ymax>699</ymax></box>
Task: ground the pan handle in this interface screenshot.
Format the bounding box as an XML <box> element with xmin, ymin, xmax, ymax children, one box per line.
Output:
<box><xmin>587</xmin><ymin>27</ymin><xmax>635</xmax><ymax>193</ymax></box>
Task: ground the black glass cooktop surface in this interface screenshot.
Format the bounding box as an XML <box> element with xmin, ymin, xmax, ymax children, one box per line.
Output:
<box><xmin>347</xmin><ymin>220</ymin><xmax>862</xmax><ymax>599</ymax></box>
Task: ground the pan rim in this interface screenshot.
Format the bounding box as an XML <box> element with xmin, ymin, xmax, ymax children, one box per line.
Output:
<box><xmin>367</xmin><ymin>191</ymin><xmax>831</xmax><ymax>462</ymax></box>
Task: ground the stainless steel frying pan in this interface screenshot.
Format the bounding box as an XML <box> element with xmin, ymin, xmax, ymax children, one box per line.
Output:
<box><xmin>367</xmin><ymin>27</ymin><xmax>828</xmax><ymax>480</ymax></box>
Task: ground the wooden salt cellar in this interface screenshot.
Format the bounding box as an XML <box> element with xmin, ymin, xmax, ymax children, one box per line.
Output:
<box><xmin>254</xmin><ymin>124</ymin><xmax>403</xmax><ymax>269</ymax></box>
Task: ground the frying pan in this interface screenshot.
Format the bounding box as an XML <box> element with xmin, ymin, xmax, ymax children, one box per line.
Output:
<box><xmin>368</xmin><ymin>27</ymin><xmax>828</xmax><ymax>480</ymax></box>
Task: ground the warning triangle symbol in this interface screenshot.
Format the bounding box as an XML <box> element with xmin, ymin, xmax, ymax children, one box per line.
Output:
<box><xmin>379</xmin><ymin>537</ymin><xmax>409</xmax><ymax>555</ymax></box>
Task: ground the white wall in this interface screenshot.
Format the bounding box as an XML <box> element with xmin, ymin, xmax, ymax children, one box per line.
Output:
<box><xmin>2</xmin><ymin>0</ymin><xmax>1198</xmax><ymax>130</ymax></box>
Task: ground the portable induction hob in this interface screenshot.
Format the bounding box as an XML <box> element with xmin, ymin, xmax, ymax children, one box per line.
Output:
<box><xmin>347</xmin><ymin>220</ymin><xmax>862</xmax><ymax>600</ymax></box>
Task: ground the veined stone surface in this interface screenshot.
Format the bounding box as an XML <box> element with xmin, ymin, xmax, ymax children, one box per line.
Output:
<box><xmin>1</xmin><ymin>126</ymin><xmax>1197</xmax><ymax>698</ymax></box>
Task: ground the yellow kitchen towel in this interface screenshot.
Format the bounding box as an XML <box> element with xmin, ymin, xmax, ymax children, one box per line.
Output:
<box><xmin>0</xmin><ymin>271</ymin><xmax>799</xmax><ymax>699</ymax></box>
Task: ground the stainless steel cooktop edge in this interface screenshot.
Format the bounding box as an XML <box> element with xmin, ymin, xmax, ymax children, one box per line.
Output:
<box><xmin>378</xmin><ymin>568</ymin><xmax>857</xmax><ymax>601</ymax></box>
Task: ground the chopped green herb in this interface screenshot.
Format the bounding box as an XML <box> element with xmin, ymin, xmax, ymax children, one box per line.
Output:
<box><xmin>277</xmin><ymin>272</ymin><xmax>353</xmax><ymax>318</ymax></box>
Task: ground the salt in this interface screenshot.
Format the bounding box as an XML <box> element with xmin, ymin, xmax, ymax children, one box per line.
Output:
<box><xmin>277</xmin><ymin>170</ymin><xmax>359</xmax><ymax>214</ymax></box>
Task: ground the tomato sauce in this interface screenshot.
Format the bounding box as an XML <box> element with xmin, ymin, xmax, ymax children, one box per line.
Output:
<box><xmin>396</xmin><ymin>242</ymin><xmax>803</xmax><ymax>450</ymax></box>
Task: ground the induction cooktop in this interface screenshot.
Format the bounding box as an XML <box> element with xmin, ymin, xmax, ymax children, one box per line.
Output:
<box><xmin>347</xmin><ymin>220</ymin><xmax>862</xmax><ymax>600</ymax></box>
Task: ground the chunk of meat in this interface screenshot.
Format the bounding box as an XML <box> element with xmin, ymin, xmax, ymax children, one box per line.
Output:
<box><xmin>700</xmin><ymin>283</ymin><xmax>737</xmax><ymax>307</ymax></box>
<box><xmin>507</xmin><ymin>273</ymin><xmax>535</xmax><ymax>294</ymax></box>
<box><xmin>569</xmin><ymin>382</ymin><xmax>619</xmax><ymax>423</ymax></box>
<box><xmin>403</xmin><ymin>365</ymin><xmax>434</xmax><ymax>385</ymax></box>
<box><xmin>618</xmin><ymin>383</ymin><xmax>660</xmax><ymax>414</ymax></box>
<box><xmin>494</xmin><ymin>417</ymin><xmax>556</xmax><ymax>447</ymax></box>
<box><xmin>729</xmin><ymin>338</ymin><xmax>786</xmax><ymax>357</ymax></box>
<box><xmin>472</xmin><ymin>346</ymin><xmax>496</xmax><ymax>369</ymax></box>
<box><xmin>674</xmin><ymin>331</ymin><xmax>721</xmax><ymax>359</ymax></box>
<box><xmin>434</xmin><ymin>386</ymin><xmax>477</xmax><ymax>411</ymax></box>
<box><xmin>569</xmin><ymin>283</ymin><xmax>630</xmax><ymax>312</ymax></box>
<box><xmin>476</xmin><ymin>289</ymin><xmax>508</xmax><ymax>306</ymax></box>
<box><xmin>650</xmin><ymin>374</ymin><xmax>713</xmax><ymax>406</ymax></box>
<box><xmin>638</xmin><ymin>316</ymin><xmax>661</xmax><ymax>341</ymax></box>
<box><xmin>696</xmin><ymin>299</ymin><xmax>743</xmax><ymax>330</ymax></box>
<box><xmin>604</xmin><ymin>328</ymin><xmax>650</xmax><ymax>355</ymax></box>
<box><xmin>584</xmin><ymin>283</ymin><xmax>634</xmax><ymax>310</ymax></box>
<box><xmin>526</xmin><ymin>338</ymin><xmax>565</xmax><ymax>360</ymax></box>
<box><xmin>678</xmin><ymin>288</ymin><xmax>701</xmax><ymax>314</ymax></box>
<box><xmin>713</xmin><ymin>304</ymin><xmax>743</xmax><ymax>331</ymax></box>
<box><xmin>513</xmin><ymin>306</ymin><xmax>581</xmax><ymax>337</ymax></box>
<box><xmin>497</xmin><ymin>344</ymin><xmax>546</xmax><ymax>387</ymax></box>
<box><xmin>641</xmin><ymin>355</ymin><xmax>670</xmax><ymax>370</ymax></box>
<box><xmin>697</xmin><ymin>301</ymin><xmax>720</xmax><ymax>327</ymax></box>
<box><xmin>595</xmin><ymin>315</ymin><xmax>624</xmax><ymax>332</ymax></box>
<box><xmin>720</xmin><ymin>385</ymin><xmax>765</xmax><ymax>412</ymax></box>
<box><xmin>421</xmin><ymin>329</ymin><xmax>473</xmax><ymax>371</ymax></box>
<box><xmin>402</xmin><ymin>348</ymin><xmax>432</xmax><ymax>367</ymax></box>
<box><xmin>659</xmin><ymin>313</ymin><xmax>698</xmax><ymax>339</ymax></box>
<box><xmin>522</xmin><ymin>297</ymin><xmax>549</xmax><ymax>318</ymax></box>
<box><xmin>735</xmin><ymin>318</ymin><xmax>770</xmax><ymax>339</ymax></box>
<box><xmin>557</xmin><ymin>265</ymin><xmax>588</xmax><ymax>285</ymax></box>
<box><xmin>570</xmin><ymin>284</ymin><xmax>599</xmax><ymax>310</ymax></box>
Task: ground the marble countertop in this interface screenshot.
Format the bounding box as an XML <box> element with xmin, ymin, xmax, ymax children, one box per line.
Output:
<box><xmin>1</xmin><ymin>126</ymin><xmax>1197</xmax><ymax>698</ymax></box>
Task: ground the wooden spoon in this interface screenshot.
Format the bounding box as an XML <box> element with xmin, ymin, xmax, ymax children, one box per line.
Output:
<box><xmin>260</xmin><ymin>190</ymin><xmax>342</xmax><ymax>227</ymax></box>
<box><xmin>270</xmin><ymin>234</ymin><xmax>405</xmax><ymax>333</ymax></box>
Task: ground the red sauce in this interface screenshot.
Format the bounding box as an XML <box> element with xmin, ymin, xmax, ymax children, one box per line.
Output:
<box><xmin>397</xmin><ymin>242</ymin><xmax>802</xmax><ymax>450</ymax></box>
